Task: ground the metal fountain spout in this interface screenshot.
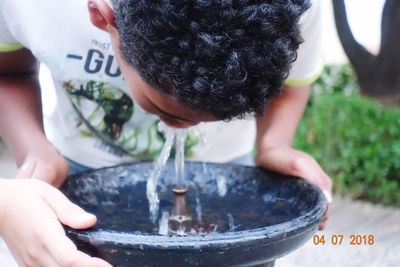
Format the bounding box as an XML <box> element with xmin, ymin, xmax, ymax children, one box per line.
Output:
<box><xmin>168</xmin><ymin>187</ymin><xmax>193</xmax><ymax>235</ymax></box>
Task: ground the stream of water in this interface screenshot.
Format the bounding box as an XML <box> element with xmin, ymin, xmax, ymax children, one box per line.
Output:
<box><xmin>146</xmin><ymin>122</ymin><xmax>239</xmax><ymax>236</ymax></box>
<box><xmin>146</xmin><ymin>122</ymin><xmax>175</xmax><ymax>223</ymax></box>
<box><xmin>174</xmin><ymin>129</ymin><xmax>187</xmax><ymax>189</ymax></box>
<box><xmin>146</xmin><ymin>122</ymin><xmax>188</xmax><ymax>223</ymax></box>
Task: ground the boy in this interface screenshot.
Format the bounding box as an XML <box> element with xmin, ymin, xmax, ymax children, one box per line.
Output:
<box><xmin>0</xmin><ymin>0</ymin><xmax>331</xmax><ymax>266</ymax></box>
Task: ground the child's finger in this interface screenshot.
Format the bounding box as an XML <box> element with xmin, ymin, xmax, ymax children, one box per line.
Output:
<box><xmin>48</xmin><ymin>236</ymin><xmax>112</xmax><ymax>267</ymax></box>
<box><xmin>14</xmin><ymin>160</ymin><xmax>36</xmax><ymax>179</ymax></box>
<box><xmin>40</xmin><ymin>210</ymin><xmax>112</xmax><ymax>267</ymax></box>
<box><xmin>73</xmin><ymin>251</ymin><xmax>113</xmax><ymax>267</ymax></box>
<box><xmin>319</xmin><ymin>202</ymin><xmax>333</xmax><ymax>230</ymax></box>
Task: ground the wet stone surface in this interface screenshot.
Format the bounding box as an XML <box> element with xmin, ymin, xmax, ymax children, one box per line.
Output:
<box><xmin>60</xmin><ymin>161</ymin><xmax>326</xmax><ymax>267</ymax></box>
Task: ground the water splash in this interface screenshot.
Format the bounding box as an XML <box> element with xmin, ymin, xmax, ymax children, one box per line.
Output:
<box><xmin>216</xmin><ymin>175</ymin><xmax>227</xmax><ymax>197</ymax></box>
<box><xmin>195</xmin><ymin>195</ymin><xmax>203</xmax><ymax>224</ymax></box>
<box><xmin>158</xmin><ymin>211</ymin><xmax>170</xmax><ymax>235</ymax></box>
<box><xmin>227</xmin><ymin>212</ymin><xmax>240</xmax><ymax>231</ymax></box>
<box><xmin>202</xmin><ymin>161</ymin><xmax>209</xmax><ymax>178</ymax></box>
<box><xmin>146</xmin><ymin>122</ymin><xmax>175</xmax><ymax>223</ymax></box>
<box><xmin>174</xmin><ymin>129</ymin><xmax>187</xmax><ymax>188</ymax></box>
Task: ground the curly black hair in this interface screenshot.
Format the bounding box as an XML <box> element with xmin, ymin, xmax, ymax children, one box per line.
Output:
<box><xmin>112</xmin><ymin>0</ymin><xmax>310</xmax><ymax>120</ymax></box>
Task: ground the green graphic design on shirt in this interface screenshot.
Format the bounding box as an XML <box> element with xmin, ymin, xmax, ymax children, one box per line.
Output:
<box><xmin>63</xmin><ymin>80</ymin><xmax>199</xmax><ymax>159</ymax></box>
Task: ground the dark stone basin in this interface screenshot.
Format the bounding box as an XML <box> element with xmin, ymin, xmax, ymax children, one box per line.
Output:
<box><xmin>61</xmin><ymin>161</ymin><xmax>327</xmax><ymax>267</ymax></box>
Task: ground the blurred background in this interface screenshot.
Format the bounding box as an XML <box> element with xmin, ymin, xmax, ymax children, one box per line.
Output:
<box><xmin>283</xmin><ymin>1</ymin><xmax>400</xmax><ymax>266</ymax></box>
<box><xmin>1</xmin><ymin>0</ymin><xmax>399</xmax><ymax>266</ymax></box>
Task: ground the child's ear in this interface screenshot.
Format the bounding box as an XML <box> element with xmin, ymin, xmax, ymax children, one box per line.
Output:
<box><xmin>87</xmin><ymin>0</ymin><xmax>116</xmax><ymax>32</ymax></box>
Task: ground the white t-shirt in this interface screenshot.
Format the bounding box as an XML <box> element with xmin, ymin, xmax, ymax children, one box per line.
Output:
<box><xmin>0</xmin><ymin>0</ymin><xmax>323</xmax><ymax>168</ymax></box>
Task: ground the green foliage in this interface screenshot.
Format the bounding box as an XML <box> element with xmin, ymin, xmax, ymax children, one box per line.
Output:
<box><xmin>312</xmin><ymin>64</ymin><xmax>359</xmax><ymax>97</ymax></box>
<box><xmin>295</xmin><ymin>65</ymin><xmax>400</xmax><ymax>206</ymax></box>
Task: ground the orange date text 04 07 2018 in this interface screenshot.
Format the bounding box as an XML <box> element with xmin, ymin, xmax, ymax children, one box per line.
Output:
<box><xmin>312</xmin><ymin>234</ymin><xmax>375</xmax><ymax>246</ymax></box>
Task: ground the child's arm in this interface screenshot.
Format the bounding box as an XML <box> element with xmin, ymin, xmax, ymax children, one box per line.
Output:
<box><xmin>255</xmin><ymin>85</ymin><xmax>332</xmax><ymax>228</ymax></box>
<box><xmin>0</xmin><ymin>49</ymin><xmax>68</xmax><ymax>186</ymax></box>
<box><xmin>0</xmin><ymin>49</ymin><xmax>112</xmax><ymax>266</ymax></box>
<box><xmin>0</xmin><ymin>178</ymin><xmax>112</xmax><ymax>267</ymax></box>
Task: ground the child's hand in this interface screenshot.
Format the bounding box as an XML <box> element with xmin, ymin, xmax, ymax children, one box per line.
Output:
<box><xmin>15</xmin><ymin>141</ymin><xmax>69</xmax><ymax>187</ymax></box>
<box><xmin>256</xmin><ymin>146</ymin><xmax>333</xmax><ymax>229</ymax></box>
<box><xmin>0</xmin><ymin>178</ymin><xmax>113</xmax><ymax>267</ymax></box>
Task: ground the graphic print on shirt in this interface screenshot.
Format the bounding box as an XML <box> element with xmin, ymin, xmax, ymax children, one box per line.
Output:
<box><xmin>63</xmin><ymin>79</ymin><xmax>163</xmax><ymax>158</ymax></box>
<box><xmin>62</xmin><ymin>45</ymin><xmax>200</xmax><ymax>160</ymax></box>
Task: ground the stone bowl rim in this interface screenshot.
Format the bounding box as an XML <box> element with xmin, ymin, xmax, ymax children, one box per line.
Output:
<box><xmin>64</xmin><ymin>161</ymin><xmax>328</xmax><ymax>251</ymax></box>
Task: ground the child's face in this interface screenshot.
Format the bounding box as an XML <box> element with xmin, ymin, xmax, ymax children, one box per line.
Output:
<box><xmin>109</xmin><ymin>27</ymin><xmax>217</xmax><ymax>128</ymax></box>
<box><xmin>88</xmin><ymin>0</ymin><xmax>217</xmax><ymax>128</ymax></box>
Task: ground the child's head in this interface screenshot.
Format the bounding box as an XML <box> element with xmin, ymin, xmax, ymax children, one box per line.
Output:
<box><xmin>90</xmin><ymin>0</ymin><xmax>310</xmax><ymax>127</ymax></box>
